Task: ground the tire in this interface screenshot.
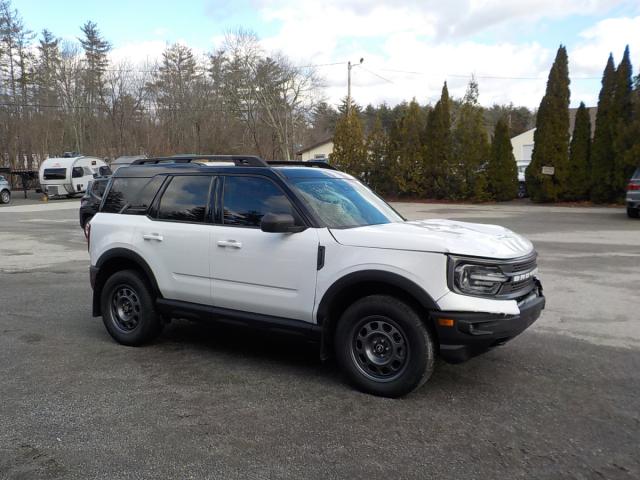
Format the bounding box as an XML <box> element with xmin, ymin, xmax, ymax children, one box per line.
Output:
<box><xmin>100</xmin><ymin>269</ymin><xmax>163</xmax><ymax>346</ymax></box>
<box><xmin>627</xmin><ymin>207</ymin><xmax>639</xmax><ymax>218</ymax></box>
<box><xmin>335</xmin><ymin>295</ymin><xmax>435</xmax><ymax>398</ymax></box>
<box><xmin>0</xmin><ymin>190</ymin><xmax>10</xmax><ymax>204</ymax></box>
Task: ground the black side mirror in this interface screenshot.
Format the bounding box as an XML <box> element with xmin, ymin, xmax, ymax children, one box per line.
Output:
<box><xmin>260</xmin><ymin>213</ymin><xmax>306</xmax><ymax>233</ymax></box>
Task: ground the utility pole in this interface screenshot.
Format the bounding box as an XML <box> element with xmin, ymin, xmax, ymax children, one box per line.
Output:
<box><xmin>347</xmin><ymin>58</ymin><xmax>364</xmax><ymax>115</ymax></box>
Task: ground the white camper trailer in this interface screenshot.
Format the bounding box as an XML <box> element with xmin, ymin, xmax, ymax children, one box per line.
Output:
<box><xmin>39</xmin><ymin>156</ymin><xmax>110</xmax><ymax>198</ymax></box>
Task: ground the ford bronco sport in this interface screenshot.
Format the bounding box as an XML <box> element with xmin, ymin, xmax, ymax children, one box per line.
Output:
<box><xmin>88</xmin><ymin>155</ymin><xmax>545</xmax><ymax>397</ymax></box>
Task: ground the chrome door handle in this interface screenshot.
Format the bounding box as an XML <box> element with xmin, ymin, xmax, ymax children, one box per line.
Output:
<box><xmin>217</xmin><ymin>240</ymin><xmax>242</xmax><ymax>248</ymax></box>
<box><xmin>143</xmin><ymin>233</ymin><xmax>163</xmax><ymax>241</ymax></box>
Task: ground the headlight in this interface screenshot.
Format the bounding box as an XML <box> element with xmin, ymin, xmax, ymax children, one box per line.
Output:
<box><xmin>450</xmin><ymin>259</ymin><xmax>509</xmax><ymax>296</ymax></box>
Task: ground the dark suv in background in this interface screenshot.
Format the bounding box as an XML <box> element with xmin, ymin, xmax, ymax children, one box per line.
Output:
<box><xmin>627</xmin><ymin>167</ymin><xmax>640</xmax><ymax>218</ymax></box>
<box><xmin>80</xmin><ymin>176</ymin><xmax>110</xmax><ymax>235</ymax></box>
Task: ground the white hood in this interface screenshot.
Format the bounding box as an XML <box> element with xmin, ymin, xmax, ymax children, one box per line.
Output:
<box><xmin>330</xmin><ymin>219</ymin><xmax>534</xmax><ymax>259</ymax></box>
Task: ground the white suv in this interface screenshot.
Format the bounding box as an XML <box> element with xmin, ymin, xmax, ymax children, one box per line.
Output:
<box><xmin>89</xmin><ymin>155</ymin><xmax>544</xmax><ymax>397</ymax></box>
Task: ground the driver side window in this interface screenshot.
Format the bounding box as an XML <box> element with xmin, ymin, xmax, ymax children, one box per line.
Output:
<box><xmin>222</xmin><ymin>176</ymin><xmax>298</xmax><ymax>228</ymax></box>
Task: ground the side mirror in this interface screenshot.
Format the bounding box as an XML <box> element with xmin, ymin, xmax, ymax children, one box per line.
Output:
<box><xmin>260</xmin><ymin>213</ymin><xmax>306</xmax><ymax>233</ymax></box>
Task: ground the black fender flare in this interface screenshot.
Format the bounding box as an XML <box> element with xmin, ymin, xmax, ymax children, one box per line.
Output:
<box><xmin>315</xmin><ymin>270</ymin><xmax>440</xmax><ymax>359</ymax></box>
<box><xmin>92</xmin><ymin>248</ymin><xmax>162</xmax><ymax>316</ymax></box>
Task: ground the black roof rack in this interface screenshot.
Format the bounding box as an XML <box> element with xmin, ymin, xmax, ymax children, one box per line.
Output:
<box><xmin>130</xmin><ymin>155</ymin><xmax>338</xmax><ymax>171</ymax></box>
<box><xmin>132</xmin><ymin>155</ymin><xmax>268</xmax><ymax>167</ymax></box>
<box><xmin>267</xmin><ymin>160</ymin><xmax>337</xmax><ymax>170</ymax></box>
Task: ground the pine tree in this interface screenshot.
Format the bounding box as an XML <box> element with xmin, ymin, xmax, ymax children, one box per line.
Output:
<box><xmin>453</xmin><ymin>77</ymin><xmax>490</xmax><ymax>200</ymax></box>
<box><xmin>526</xmin><ymin>45</ymin><xmax>571</xmax><ymax>202</ymax></box>
<box><xmin>590</xmin><ymin>54</ymin><xmax>617</xmax><ymax>202</ymax></box>
<box><xmin>79</xmin><ymin>21</ymin><xmax>110</xmax><ymax>105</ymax></box>
<box><xmin>611</xmin><ymin>46</ymin><xmax>634</xmax><ymax>200</ymax></box>
<box><xmin>330</xmin><ymin>105</ymin><xmax>366</xmax><ymax>179</ymax></box>
<box><xmin>424</xmin><ymin>82</ymin><xmax>452</xmax><ymax>198</ymax></box>
<box><xmin>388</xmin><ymin>99</ymin><xmax>425</xmax><ymax>196</ymax></box>
<box><xmin>565</xmin><ymin>102</ymin><xmax>591</xmax><ymax>200</ymax></box>
<box><xmin>366</xmin><ymin>115</ymin><xmax>391</xmax><ymax>195</ymax></box>
<box><xmin>487</xmin><ymin>118</ymin><xmax>518</xmax><ymax>200</ymax></box>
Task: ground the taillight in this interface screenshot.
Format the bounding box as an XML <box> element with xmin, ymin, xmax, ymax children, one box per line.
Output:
<box><xmin>628</xmin><ymin>183</ymin><xmax>640</xmax><ymax>191</ymax></box>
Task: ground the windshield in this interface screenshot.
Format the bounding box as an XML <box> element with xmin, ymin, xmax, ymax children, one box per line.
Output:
<box><xmin>290</xmin><ymin>177</ymin><xmax>404</xmax><ymax>228</ymax></box>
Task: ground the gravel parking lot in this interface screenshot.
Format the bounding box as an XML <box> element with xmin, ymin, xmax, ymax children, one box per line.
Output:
<box><xmin>1</xmin><ymin>198</ymin><xmax>639</xmax><ymax>479</ymax></box>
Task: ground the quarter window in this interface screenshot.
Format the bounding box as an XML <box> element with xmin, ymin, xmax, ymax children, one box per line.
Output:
<box><xmin>72</xmin><ymin>167</ymin><xmax>84</xmax><ymax>178</ymax></box>
<box><xmin>157</xmin><ymin>176</ymin><xmax>212</xmax><ymax>223</ymax></box>
<box><xmin>102</xmin><ymin>177</ymin><xmax>164</xmax><ymax>214</ymax></box>
<box><xmin>222</xmin><ymin>176</ymin><xmax>296</xmax><ymax>227</ymax></box>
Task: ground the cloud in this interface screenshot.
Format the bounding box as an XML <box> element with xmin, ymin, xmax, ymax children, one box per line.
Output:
<box><xmin>250</xmin><ymin>1</ymin><xmax>638</xmax><ymax>108</ymax></box>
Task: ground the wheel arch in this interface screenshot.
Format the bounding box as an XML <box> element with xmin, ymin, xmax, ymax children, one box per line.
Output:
<box><xmin>92</xmin><ymin>248</ymin><xmax>161</xmax><ymax>317</ymax></box>
<box><xmin>316</xmin><ymin>270</ymin><xmax>440</xmax><ymax>359</ymax></box>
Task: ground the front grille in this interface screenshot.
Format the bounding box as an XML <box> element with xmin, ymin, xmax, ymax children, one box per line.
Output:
<box><xmin>497</xmin><ymin>253</ymin><xmax>538</xmax><ymax>299</ymax></box>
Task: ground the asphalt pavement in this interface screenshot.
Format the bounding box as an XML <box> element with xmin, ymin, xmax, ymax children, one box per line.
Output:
<box><xmin>1</xmin><ymin>197</ymin><xmax>639</xmax><ymax>479</ymax></box>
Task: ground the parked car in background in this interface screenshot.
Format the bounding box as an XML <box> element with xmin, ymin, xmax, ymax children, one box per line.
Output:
<box><xmin>80</xmin><ymin>176</ymin><xmax>110</xmax><ymax>236</ymax></box>
<box><xmin>39</xmin><ymin>155</ymin><xmax>111</xmax><ymax>198</ymax></box>
<box><xmin>627</xmin><ymin>167</ymin><xmax>640</xmax><ymax>218</ymax></box>
<box><xmin>0</xmin><ymin>175</ymin><xmax>11</xmax><ymax>204</ymax></box>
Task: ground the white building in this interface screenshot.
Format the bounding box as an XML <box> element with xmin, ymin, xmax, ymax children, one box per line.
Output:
<box><xmin>296</xmin><ymin>138</ymin><xmax>333</xmax><ymax>161</ymax></box>
<box><xmin>510</xmin><ymin>128</ymin><xmax>535</xmax><ymax>182</ymax></box>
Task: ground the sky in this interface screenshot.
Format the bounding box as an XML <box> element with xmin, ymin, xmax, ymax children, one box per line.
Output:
<box><xmin>14</xmin><ymin>0</ymin><xmax>640</xmax><ymax>110</ymax></box>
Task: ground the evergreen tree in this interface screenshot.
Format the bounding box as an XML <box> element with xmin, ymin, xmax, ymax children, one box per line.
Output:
<box><xmin>453</xmin><ymin>77</ymin><xmax>490</xmax><ymax>200</ymax></box>
<box><xmin>79</xmin><ymin>21</ymin><xmax>110</xmax><ymax>105</ymax></box>
<box><xmin>329</xmin><ymin>104</ymin><xmax>366</xmax><ymax>179</ymax></box>
<box><xmin>366</xmin><ymin>115</ymin><xmax>392</xmax><ymax>194</ymax></box>
<box><xmin>487</xmin><ymin>118</ymin><xmax>518</xmax><ymax>200</ymax></box>
<box><xmin>526</xmin><ymin>45</ymin><xmax>571</xmax><ymax>202</ymax></box>
<box><xmin>388</xmin><ymin>99</ymin><xmax>425</xmax><ymax>196</ymax></box>
<box><xmin>611</xmin><ymin>46</ymin><xmax>634</xmax><ymax>200</ymax></box>
<box><xmin>423</xmin><ymin>82</ymin><xmax>452</xmax><ymax>198</ymax></box>
<box><xmin>566</xmin><ymin>102</ymin><xmax>591</xmax><ymax>200</ymax></box>
<box><xmin>590</xmin><ymin>54</ymin><xmax>617</xmax><ymax>202</ymax></box>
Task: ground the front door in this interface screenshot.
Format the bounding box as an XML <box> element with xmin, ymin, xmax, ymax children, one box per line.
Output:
<box><xmin>211</xmin><ymin>175</ymin><xmax>319</xmax><ymax>322</ymax></box>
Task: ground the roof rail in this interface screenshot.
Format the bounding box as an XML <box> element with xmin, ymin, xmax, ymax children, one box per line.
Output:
<box><xmin>267</xmin><ymin>160</ymin><xmax>337</xmax><ymax>170</ymax></box>
<box><xmin>132</xmin><ymin>155</ymin><xmax>268</xmax><ymax>167</ymax></box>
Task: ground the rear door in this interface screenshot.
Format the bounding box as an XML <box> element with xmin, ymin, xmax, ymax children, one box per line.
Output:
<box><xmin>133</xmin><ymin>175</ymin><xmax>215</xmax><ymax>305</ymax></box>
<box><xmin>211</xmin><ymin>175</ymin><xmax>320</xmax><ymax>322</ymax></box>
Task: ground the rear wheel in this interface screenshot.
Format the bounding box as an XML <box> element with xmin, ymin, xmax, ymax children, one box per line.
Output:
<box><xmin>627</xmin><ymin>207</ymin><xmax>639</xmax><ymax>218</ymax></box>
<box><xmin>0</xmin><ymin>190</ymin><xmax>10</xmax><ymax>204</ymax></box>
<box><xmin>100</xmin><ymin>269</ymin><xmax>163</xmax><ymax>346</ymax></box>
<box><xmin>335</xmin><ymin>295</ymin><xmax>435</xmax><ymax>397</ymax></box>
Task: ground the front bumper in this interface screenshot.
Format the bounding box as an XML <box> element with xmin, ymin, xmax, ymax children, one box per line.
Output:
<box><xmin>432</xmin><ymin>284</ymin><xmax>545</xmax><ymax>363</ymax></box>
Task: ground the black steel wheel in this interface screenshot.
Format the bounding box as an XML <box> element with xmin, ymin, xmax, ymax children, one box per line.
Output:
<box><xmin>110</xmin><ymin>284</ymin><xmax>142</xmax><ymax>333</ymax></box>
<box><xmin>101</xmin><ymin>269</ymin><xmax>162</xmax><ymax>346</ymax></box>
<box><xmin>335</xmin><ymin>295</ymin><xmax>435</xmax><ymax>397</ymax></box>
<box><xmin>351</xmin><ymin>316</ymin><xmax>409</xmax><ymax>382</ymax></box>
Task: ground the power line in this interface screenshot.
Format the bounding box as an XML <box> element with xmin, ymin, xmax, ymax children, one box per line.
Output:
<box><xmin>359</xmin><ymin>66</ymin><xmax>395</xmax><ymax>84</ymax></box>
<box><xmin>370</xmin><ymin>67</ymin><xmax>601</xmax><ymax>81</ymax></box>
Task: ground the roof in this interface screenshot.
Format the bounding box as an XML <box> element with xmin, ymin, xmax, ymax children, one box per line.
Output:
<box><xmin>296</xmin><ymin>137</ymin><xmax>333</xmax><ymax>155</ymax></box>
<box><xmin>511</xmin><ymin>106</ymin><xmax>598</xmax><ymax>142</ymax></box>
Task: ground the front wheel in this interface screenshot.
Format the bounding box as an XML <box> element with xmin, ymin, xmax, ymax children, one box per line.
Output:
<box><xmin>627</xmin><ymin>207</ymin><xmax>639</xmax><ymax>218</ymax></box>
<box><xmin>335</xmin><ymin>295</ymin><xmax>435</xmax><ymax>397</ymax></box>
<box><xmin>100</xmin><ymin>269</ymin><xmax>163</xmax><ymax>346</ymax></box>
<box><xmin>0</xmin><ymin>190</ymin><xmax>10</xmax><ymax>204</ymax></box>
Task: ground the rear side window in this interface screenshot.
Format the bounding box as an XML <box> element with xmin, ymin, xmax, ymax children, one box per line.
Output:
<box><xmin>102</xmin><ymin>177</ymin><xmax>164</xmax><ymax>214</ymax></box>
<box><xmin>157</xmin><ymin>176</ymin><xmax>212</xmax><ymax>223</ymax></box>
<box><xmin>633</xmin><ymin>168</ymin><xmax>640</xmax><ymax>180</ymax></box>
<box><xmin>92</xmin><ymin>180</ymin><xmax>107</xmax><ymax>198</ymax></box>
<box><xmin>222</xmin><ymin>176</ymin><xmax>296</xmax><ymax>227</ymax></box>
<box><xmin>72</xmin><ymin>167</ymin><xmax>84</xmax><ymax>178</ymax></box>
